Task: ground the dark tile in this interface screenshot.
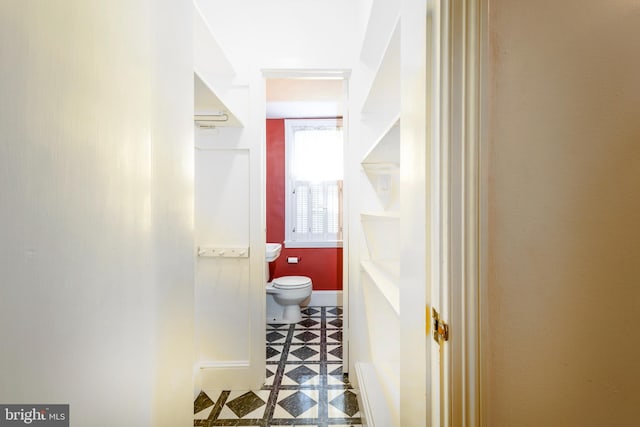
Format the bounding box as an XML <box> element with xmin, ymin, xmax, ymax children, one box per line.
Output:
<box><xmin>328</xmin><ymin>346</ymin><xmax>342</xmax><ymax>359</ymax></box>
<box><xmin>329</xmin><ymin>390</ymin><xmax>359</xmax><ymax>417</ymax></box>
<box><xmin>194</xmin><ymin>391</ymin><xmax>214</xmax><ymax>414</ymax></box>
<box><xmin>328</xmin><ymin>318</ymin><xmax>343</xmax><ymax>328</ymax></box>
<box><xmin>268</xmin><ymin>323</ymin><xmax>289</xmax><ymax>329</ymax></box>
<box><xmin>267</xmin><ymin>331</ymin><xmax>286</xmax><ymax>343</ymax></box>
<box><xmin>301</xmin><ymin>307</ymin><xmax>320</xmax><ymax>316</ymax></box>
<box><xmin>289</xmin><ymin>346</ymin><xmax>319</xmax><ymax>361</ymax></box>
<box><xmin>328</xmin><ymin>365</ymin><xmax>342</xmax><ymax>376</ymax></box>
<box><xmin>327</xmin><ymin>331</ymin><xmax>342</xmax><ymax>342</ymax></box>
<box><xmin>285</xmin><ymin>365</ymin><xmax>317</xmax><ymax>385</ymax></box>
<box><xmin>326</xmin><ymin>307</ymin><xmax>343</xmax><ymax>316</ymax></box>
<box><xmin>278</xmin><ymin>391</ymin><xmax>318</xmax><ymax>417</ymax></box>
<box><xmin>266</xmin><ymin>367</ymin><xmax>275</xmax><ymax>378</ymax></box>
<box><xmin>225</xmin><ymin>391</ymin><xmax>266</xmax><ymax>418</ymax></box>
<box><xmin>266</xmin><ymin>346</ymin><xmax>281</xmax><ymax>359</ymax></box>
<box><xmin>295</xmin><ymin>331</ymin><xmax>319</xmax><ymax>343</ymax></box>
<box><xmin>297</xmin><ymin>318</ymin><xmax>320</xmax><ymax>328</ymax></box>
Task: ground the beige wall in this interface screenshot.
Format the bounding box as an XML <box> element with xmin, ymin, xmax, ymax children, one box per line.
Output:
<box><xmin>484</xmin><ymin>0</ymin><xmax>640</xmax><ymax>425</ymax></box>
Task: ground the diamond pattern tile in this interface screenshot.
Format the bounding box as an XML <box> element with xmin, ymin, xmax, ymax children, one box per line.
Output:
<box><xmin>328</xmin><ymin>318</ymin><xmax>343</xmax><ymax>328</ymax></box>
<box><xmin>297</xmin><ymin>318</ymin><xmax>320</xmax><ymax>328</ymax></box>
<box><xmin>266</xmin><ymin>346</ymin><xmax>281</xmax><ymax>360</ymax></box>
<box><xmin>301</xmin><ymin>307</ymin><xmax>320</xmax><ymax>316</ymax></box>
<box><xmin>225</xmin><ymin>391</ymin><xmax>266</xmax><ymax>418</ymax></box>
<box><xmin>289</xmin><ymin>345</ymin><xmax>320</xmax><ymax>361</ymax></box>
<box><xmin>285</xmin><ymin>364</ymin><xmax>318</xmax><ymax>385</ymax></box>
<box><xmin>266</xmin><ymin>331</ymin><xmax>286</xmax><ymax>343</ymax></box>
<box><xmin>294</xmin><ymin>331</ymin><xmax>320</xmax><ymax>343</ymax></box>
<box><xmin>327</xmin><ymin>331</ymin><xmax>342</xmax><ymax>342</ymax></box>
<box><xmin>194</xmin><ymin>306</ymin><xmax>360</xmax><ymax>426</ymax></box>
<box><xmin>329</xmin><ymin>390</ymin><xmax>359</xmax><ymax>417</ymax></box>
<box><xmin>193</xmin><ymin>391</ymin><xmax>214</xmax><ymax>414</ymax></box>
<box><xmin>326</xmin><ymin>307</ymin><xmax>342</xmax><ymax>316</ymax></box>
<box><xmin>278</xmin><ymin>390</ymin><xmax>318</xmax><ymax>417</ymax></box>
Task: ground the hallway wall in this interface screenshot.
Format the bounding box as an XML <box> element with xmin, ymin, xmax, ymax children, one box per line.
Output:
<box><xmin>266</xmin><ymin>119</ymin><xmax>343</xmax><ymax>291</ymax></box>
<box><xmin>484</xmin><ymin>0</ymin><xmax>640</xmax><ymax>425</ymax></box>
<box><xmin>0</xmin><ymin>2</ymin><xmax>194</xmax><ymax>426</ymax></box>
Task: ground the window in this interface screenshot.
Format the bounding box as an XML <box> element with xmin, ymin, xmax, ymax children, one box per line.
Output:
<box><xmin>285</xmin><ymin>118</ymin><xmax>343</xmax><ymax>248</ymax></box>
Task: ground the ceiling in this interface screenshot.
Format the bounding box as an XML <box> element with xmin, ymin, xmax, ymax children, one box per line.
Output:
<box><xmin>266</xmin><ymin>78</ymin><xmax>344</xmax><ymax>119</ymax></box>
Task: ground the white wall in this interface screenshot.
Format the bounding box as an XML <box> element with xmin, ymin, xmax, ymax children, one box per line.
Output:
<box><xmin>194</xmin><ymin>125</ymin><xmax>264</xmax><ymax>390</ymax></box>
<box><xmin>484</xmin><ymin>0</ymin><xmax>640</xmax><ymax>425</ymax></box>
<box><xmin>0</xmin><ymin>2</ymin><xmax>194</xmax><ymax>426</ymax></box>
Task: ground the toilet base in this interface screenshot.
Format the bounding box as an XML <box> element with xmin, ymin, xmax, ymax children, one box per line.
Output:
<box><xmin>266</xmin><ymin>293</ymin><xmax>310</xmax><ymax>324</ymax></box>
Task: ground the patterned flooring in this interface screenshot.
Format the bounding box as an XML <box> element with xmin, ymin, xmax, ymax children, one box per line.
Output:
<box><xmin>194</xmin><ymin>306</ymin><xmax>362</xmax><ymax>427</ymax></box>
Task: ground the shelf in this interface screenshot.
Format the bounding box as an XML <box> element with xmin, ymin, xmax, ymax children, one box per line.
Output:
<box><xmin>361</xmin><ymin>211</ymin><xmax>400</xmax><ymax>220</ymax></box>
<box><xmin>361</xmin><ymin>113</ymin><xmax>401</xmax><ymax>165</ymax></box>
<box><xmin>359</xmin><ymin>2</ymin><xmax>401</xmax><ymax>68</ymax></box>
<box><xmin>361</xmin><ymin>162</ymin><xmax>399</xmax><ymax>174</ymax></box>
<box><xmin>361</xmin><ymin>260</ymin><xmax>400</xmax><ymax>315</ymax></box>
<box><xmin>194</xmin><ymin>4</ymin><xmax>245</xmax><ymax>127</ymax></box>
<box><xmin>361</xmin><ymin>18</ymin><xmax>401</xmax><ymax>117</ymax></box>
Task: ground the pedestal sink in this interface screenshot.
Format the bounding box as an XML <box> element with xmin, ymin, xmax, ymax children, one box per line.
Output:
<box><xmin>266</xmin><ymin>243</ymin><xmax>282</xmax><ymax>262</ymax></box>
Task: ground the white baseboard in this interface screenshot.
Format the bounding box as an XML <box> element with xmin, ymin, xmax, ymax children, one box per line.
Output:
<box><xmin>199</xmin><ymin>360</ymin><xmax>263</xmax><ymax>391</ymax></box>
<box><xmin>304</xmin><ymin>290</ymin><xmax>343</xmax><ymax>307</ymax></box>
<box><xmin>354</xmin><ymin>362</ymin><xmax>393</xmax><ymax>427</ymax></box>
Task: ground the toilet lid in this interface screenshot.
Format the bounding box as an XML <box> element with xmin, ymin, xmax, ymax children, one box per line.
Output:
<box><xmin>272</xmin><ymin>275</ymin><xmax>312</xmax><ymax>289</ymax></box>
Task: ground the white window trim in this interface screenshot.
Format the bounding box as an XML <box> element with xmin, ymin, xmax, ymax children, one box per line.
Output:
<box><xmin>284</xmin><ymin>118</ymin><xmax>344</xmax><ymax>248</ymax></box>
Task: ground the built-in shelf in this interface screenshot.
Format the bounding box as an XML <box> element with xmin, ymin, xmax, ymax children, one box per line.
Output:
<box><xmin>361</xmin><ymin>162</ymin><xmax>399</xmax><ymax>174</ymax></box>
<box><xmin>361</xmin><ymin>113</ymin><xmax>401</xmax><ymax>166</ymax></box>
<box><xmin>361</xmin><ymin>18</ymin><xmax>401</xmax><ymax>117</ymax></box>
<box><xmin>356</xmin><ymin>9</ymin><xmax>402</xmax><ymax>427</ymax></box>
<box><xmin>361</xmin><ymin>260</ymin><xmax>400</xmax><ymax>315</ymax></box>
<box><xmin>361</xmin><ymin>211</ymin><xmax>400</xmax><ymax>220</ymax></box>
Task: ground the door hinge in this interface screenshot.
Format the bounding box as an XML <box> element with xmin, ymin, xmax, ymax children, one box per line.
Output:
<box><xmin>432</xmin><ymin>308</ymin><xmax>449</xmax><ymax>343</ymax></box>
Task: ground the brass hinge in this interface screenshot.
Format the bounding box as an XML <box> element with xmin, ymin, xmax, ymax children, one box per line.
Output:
<box><xmin>432</xmin><ymin>308</ymin><xmax>450</xmax><ymax>343</ymax></box>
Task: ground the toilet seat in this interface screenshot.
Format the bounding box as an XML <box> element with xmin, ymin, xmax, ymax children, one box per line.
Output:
<box><xmin>272</xmin><ymin>275</ymin><xmax>312</xmax><ymax>290</ymax></box>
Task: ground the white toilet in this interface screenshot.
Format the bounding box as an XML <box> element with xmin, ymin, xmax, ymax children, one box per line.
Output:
<box><xmin>265</xmin><ymin>243</ymin><xmax>312</xmax><ymax>323</ymax></box>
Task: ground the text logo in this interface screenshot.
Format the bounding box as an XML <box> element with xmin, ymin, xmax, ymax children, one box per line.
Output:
<box><xmin>0</xmin><ymin>405</ymin><xmax>68</xmax><ymax>426</ymax></box>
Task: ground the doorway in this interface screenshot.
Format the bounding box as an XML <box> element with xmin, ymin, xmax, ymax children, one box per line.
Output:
<box><xmin>263</xmin><ymin>72</ymin><xmax>350</xmax><ymax>368</ymax></box>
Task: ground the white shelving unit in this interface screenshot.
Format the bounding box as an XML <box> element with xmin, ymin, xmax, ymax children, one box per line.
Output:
<box><xmin>354</xmin><ymin>14</ymin><xmax>402</xmax><ymax>427</ymax></box>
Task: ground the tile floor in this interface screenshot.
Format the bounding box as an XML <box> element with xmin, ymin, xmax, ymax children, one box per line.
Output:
<box><xmin>194</xmin><ymin>306</ymin><xmax>362</xmax><ymax>427</ymax></box>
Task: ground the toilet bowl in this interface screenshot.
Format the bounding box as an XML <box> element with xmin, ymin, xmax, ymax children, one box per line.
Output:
<box><xmin>266</xmin><ymin>275</ymin><xmax>312</xmax><ymax>323</ymax></box>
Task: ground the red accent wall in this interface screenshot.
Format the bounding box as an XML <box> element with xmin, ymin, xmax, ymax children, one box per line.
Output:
<box><xmin>266</xmin><ymin>119</ymin><xmax>343</xmax><ymax>291</ymax></box>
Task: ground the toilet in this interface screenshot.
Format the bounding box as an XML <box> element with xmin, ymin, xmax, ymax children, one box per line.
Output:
<box><xmin>266</xmin><ymin>275</ymin><xmax>313</xmax><ymax>323</ymax></box>
<box><xmin>265</xmin><ymin>243</ymin><xmax>312</xmax><ymax>323</ymax></box>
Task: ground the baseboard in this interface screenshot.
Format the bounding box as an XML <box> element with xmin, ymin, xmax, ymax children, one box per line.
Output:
<box><xmin>304</xmin><ymin>290</ymin><xmax>343</xmax><ymax>307</ymax></box>
<box><xmin>199</xmin><ymin>360</ymin><xmax>263</xmax><ymax>391</ymax></box>
<box><xmin>354</xmin><ymin>362</ymin><xmax>394</xmax><ymax>427</ymax></box>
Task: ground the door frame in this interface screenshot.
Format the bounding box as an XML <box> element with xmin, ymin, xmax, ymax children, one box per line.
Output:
<box><xmin>441</xmin><ymin>0</ymin><xmax>486</xmax><ymax>426</ymax></box>
<box><xmin>261</xmin><ymin>68</ymin><xmax>352</xmax><ymax>374</ymax></box>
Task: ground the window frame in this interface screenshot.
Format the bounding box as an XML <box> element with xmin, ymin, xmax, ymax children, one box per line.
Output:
<box><xmin>284</xmin><ymin>118</ymin><xmax>344</xmax><ymax>249</ymax></box>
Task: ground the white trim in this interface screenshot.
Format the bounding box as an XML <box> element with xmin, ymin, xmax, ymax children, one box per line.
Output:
<box><xmin>355</xmin><ymin>362</ymin><xmax>394</xmax><ymax>427</ymax></box>
<box><xmin>284</xmin><ymin>240</ymin><xmax>343</xmax><ymax>249</ymax></box>
<box><xmin>198</xmin><ymin>360</ymin><xmax>260</xmax><ymax>391</ymax></box>
<box><xmin>199</xmin><ymin>360</ymin><xmax>250</xmax><ymax>369</ymax></box>
<box><xmin>304</xmin><ymin>290</ymin><xmax>343</xmax><ymax>307</ymax></box>
<box><xmin>446</xmin><ymin>0</ymin><xmax>484</xmax><ymax>426</ymax></box>
<box><xmin>261</xmin><ymin>69</ymin><xmax>351</xmax><ymax>80</ymax></box>
<box><xmin>478</xmin><ymin>0</ymin><xmax>489</xmax><ymax>425</ymax></box>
